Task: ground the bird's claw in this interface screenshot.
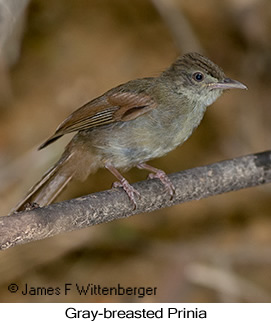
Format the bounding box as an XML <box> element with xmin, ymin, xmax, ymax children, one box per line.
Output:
<box><xmin>113</xmin><ymin>179</ymin><xmax>140</xmax><ymax>209</ymax></box>
<box><xmin>148</xmin><ymin>170</ymin><xmax>175</xmax><ymax>198</ymax></box>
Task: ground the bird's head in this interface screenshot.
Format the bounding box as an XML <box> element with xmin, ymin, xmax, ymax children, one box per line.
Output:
<box><xmin>162</xmin><ymin>52</ymin><xmax>247</xmax><ymax>106</ymax></box>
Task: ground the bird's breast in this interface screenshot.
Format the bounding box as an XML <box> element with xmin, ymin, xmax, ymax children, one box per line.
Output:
<box><xmin>87</xmin><ymin>102</ymin><xmax>207</xmax><ymax>169</ymax></box>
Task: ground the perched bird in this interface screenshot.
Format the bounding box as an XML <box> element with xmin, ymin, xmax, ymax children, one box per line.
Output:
<box><xmin>12</xmin><ymin>52</ymin><xmax>247</xmax><ymax>213</ymax></box>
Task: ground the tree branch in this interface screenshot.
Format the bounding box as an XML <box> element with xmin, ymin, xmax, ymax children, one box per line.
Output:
<box><xmin>1</xmin><ymin>150</ymin><xmax>271</xmax><ymax>250</ymax></box>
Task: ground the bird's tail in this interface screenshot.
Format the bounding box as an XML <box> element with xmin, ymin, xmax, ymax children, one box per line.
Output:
<box><xmin>11</xmin><ymin>152</ymin><xmax>76</xmax><ymax>214</ymax></box>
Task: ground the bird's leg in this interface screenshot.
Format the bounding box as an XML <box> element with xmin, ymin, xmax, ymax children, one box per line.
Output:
<box><xmin>105</xmin><ymin>163</ymin><xmax>140</xmax><ymax>208</ymax></box>
<box><xmin>137</xmin><ymin>163</ymin><xmax>175</xmax><ymax>198</ymax></box>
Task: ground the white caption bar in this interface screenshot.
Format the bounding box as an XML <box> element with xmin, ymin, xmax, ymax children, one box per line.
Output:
<box><xmin>1</xmin><ymin>303</ymin><xmax>270</xmax><ymax>322</ymax></box>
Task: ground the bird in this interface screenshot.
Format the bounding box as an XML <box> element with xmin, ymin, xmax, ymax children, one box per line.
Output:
<box><xmin>12</xmin><ymin>52</ymin><xmax>247</xmax><ymax>213</ymax></box>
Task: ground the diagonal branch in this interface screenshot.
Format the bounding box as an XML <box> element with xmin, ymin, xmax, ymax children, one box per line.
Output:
<box><xmin>150</xmin><ymin>0</ymin><xmax>203</xmax><ymax>53</ymax></box>
<box><xmin>1</xmin><ymin>150</ymin><xmax>271</xmax><ymax>250</ymax></box>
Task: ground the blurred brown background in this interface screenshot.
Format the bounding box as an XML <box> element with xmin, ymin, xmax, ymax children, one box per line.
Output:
<box><xmin>0</xmin><ymin>0</ymin><xmax>271</xmax><ymax>302</ymax></box>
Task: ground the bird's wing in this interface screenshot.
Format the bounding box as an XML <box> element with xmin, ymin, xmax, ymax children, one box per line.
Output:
<box><xmin>39</xmin><ymin>91</ymin><xmax>157</xmax><ymax>149</ymax></box>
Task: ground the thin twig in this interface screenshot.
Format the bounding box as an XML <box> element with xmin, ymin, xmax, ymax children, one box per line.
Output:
<box><xmin>1</xmin><ymin>150</ymin><xmax>271</xmax><ymax>250</ymax></box>
<box><xmin>151</xmin><ymin>0</ymin><xmax>203</xmax><ymax>53</ymax></box>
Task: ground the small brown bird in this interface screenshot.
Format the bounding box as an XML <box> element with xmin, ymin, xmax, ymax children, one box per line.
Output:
<box><xmin>12</xmin><ymin>52</ymin><xmax>247</xmax><ymax>213</ymax></box>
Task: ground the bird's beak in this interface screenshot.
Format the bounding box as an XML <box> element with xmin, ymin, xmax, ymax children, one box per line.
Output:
<box><xmin>209</xmin><ymin>78</ymin><xmax>248</xmax><ymax>90</ymax></box>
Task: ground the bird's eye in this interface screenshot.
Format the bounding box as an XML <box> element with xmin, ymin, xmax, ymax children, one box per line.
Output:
<box><xmin>193</xmin><ymin>72</ymin><xmax>204</xmax><ymax>82</ymax></box>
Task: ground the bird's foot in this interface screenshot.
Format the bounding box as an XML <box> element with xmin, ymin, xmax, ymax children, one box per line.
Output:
<box><xmin>148</xmin><ymin>170</ymin><xmax>175</xmax><ymax>198</ymax></box>
<box><xmin>137</xmin><ymin>163</ymin><xmax>175</xmax><ymax>198</ymax></box>
<box><xmin>105</xmin><ymin>163</ymin><xmax>140</xmax><ymax>209</ymax></box>
<box><xmin>112</xmin><ymin>179</ymin><xmax>140</xmax><ymax>209</ymax></box>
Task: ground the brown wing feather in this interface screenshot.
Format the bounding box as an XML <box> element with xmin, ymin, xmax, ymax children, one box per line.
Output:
<box><xmin>110</xmin><ymin>92</ymin><xmax>157</xmax><ymax>121</ymax></box>
<box><xmin>39</xmin><ymin>91</ymin><xmax>156</xmax><ymax>149</ymax></box>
